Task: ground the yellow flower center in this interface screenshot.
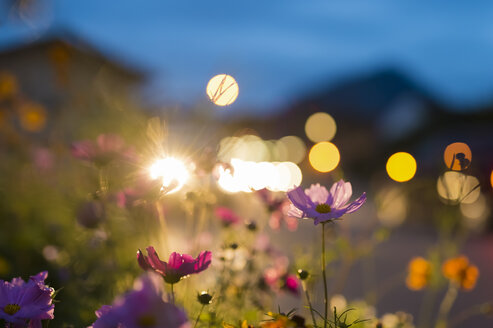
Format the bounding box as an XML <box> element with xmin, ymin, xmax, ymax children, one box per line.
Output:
<box><xmin>315</xmin><ymin>204</ymin><xmax>331</xmax><ymax>213</ymax></box>
<box><xmin>4</xmin><ymin>304</ymin><xmax>21</xmax><ymax>315</ymax></box>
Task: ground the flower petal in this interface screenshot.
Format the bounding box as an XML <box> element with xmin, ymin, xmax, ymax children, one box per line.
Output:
<box><xmin>287</xmin><ymin>187</ymin><xmax>313</xmax><ymax>210</ymax></box>
<box><xmin>193</xmin><ymin>251</ymin><xmax>212</xmax><ymax>273</ymax></box>
<box><xmin>304</xmin><ymin>184</ymin><xmax>329</xmax><ymax>204</ymax></box>
<box><xmin>329</xmin><ymin>180</ymin><xmax>353</xmax><ymax>209</ymax></box>
<box><xmin>344</xmin><ymin>192</ymin><xmax>367</xmax><ymax>214</ymax></box>
<box><xmin>167</xmin><ymin>252</ymin><xmax>184</xmax><ymax>270</ymax></box>
<box><xmin>137</xmin><ymin>250</ymin><xmax>152</xmax><ymax>271</ymax></box>
<box><xmin>313</xmin><ymin>209</ymin><xmax>348</xmax><ymax>225</ymax></box>
<box><xmin>286</xmin><ymin>204</ymin><xmax>304</xmax><ymax>219</ymax></box>
<box><xmin>145</xmin><ymin>247</ymin><xmax>167</xmax><ymax>273</ymax></box>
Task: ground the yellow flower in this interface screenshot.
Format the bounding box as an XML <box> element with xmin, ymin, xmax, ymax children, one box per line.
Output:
<box><xmin>442</xmin><ymin>256</ymin><xmax>479</xmax><ymax>291</ymax></box>
<box><xmin>406</xmin><ymin>257</ymin><xmax>431</xmax><ymax>290</ymax></box>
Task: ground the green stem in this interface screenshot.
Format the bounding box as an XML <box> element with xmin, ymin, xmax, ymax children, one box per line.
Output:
<box><xmin>435</xmin><ymin>283</ymin><xmax>459</xmax><ymax>328</ymax></box>
<box><xmin>194</xmin><ymin>305</ymin><xmax>206</xmax><ymax>328</ymax></box>
<box><xmin>302</xmin><ymin>280</ymin><xmax>317</xmax><ymax>328</ymax></box>
<box><xmin>322</xmin><ymin>222</ymin><xmax>328</xmax><ymax>328</ymax></box>
<box><xmin>98</xmin><ymin>167</ymin><xmax>108</xmax><ymax>195</ymax></box>
<box><xmin>170</xmin><ymin>283</ymin><xmax>175</xmax><ymax>304</ymax></box>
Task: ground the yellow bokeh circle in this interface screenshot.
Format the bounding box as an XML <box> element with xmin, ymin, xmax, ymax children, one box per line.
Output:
<box><xmin>386</xmin><ymin>152</ymin><xmax>417</xmax><ymax>182</ymax></box>
<box><xmin>206</xmin><ymin>74</ymin><xmax>239</xmax><ymax>106</ymax></box>
<box><xmin>305</xmin><ymin>112</ymin><xmax>337</xmax><ymax>143</ymax></box>
<box><xmin>19</xmin><ymin>102</ymin><xmax>47</xmax><ymax>132</ymax></box>
<box><xmin>309</xmin><ymin>141</ymin><xmax>340</xmax><ymax>173</ymax></box>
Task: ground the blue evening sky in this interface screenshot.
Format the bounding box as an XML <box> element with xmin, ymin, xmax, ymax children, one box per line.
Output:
<box><xmin>1</xmin><ymin>0</ymin><xmax>493</xmax><ymax>115</ymax></box>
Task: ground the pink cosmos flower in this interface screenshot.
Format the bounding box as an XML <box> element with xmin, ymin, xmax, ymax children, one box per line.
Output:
<box><xmin>283</xmin><ymin>274</ymin><xmax>300</xmax><ymax>295</ymax></box>
<box><xmin>0</xmin><ymin>271</ymin><xmax>54</xmax><ymax>327</ymax></box>
<box><xmin>287</xmin><ymin>179</ymin><xmax>366</xmax><ymax>225</ymax></box>
<box><xmin>137</xmin><ymin>247</ymin><xmax>212</xmax><ymax>284</ymax></box>
<box><xmin>71</xmin><ymin>134</ymin><xmax>136</xmax><ymax>166</ymax></box>
<box><xmin>214</xmin><ymin>207</ymin><xmax>241</xmax><ymax>226</ymax></box>
<box><xmin>89</xmin><ymin>273</ymin><xmax>189</xmax><ymax>328</ymax></box>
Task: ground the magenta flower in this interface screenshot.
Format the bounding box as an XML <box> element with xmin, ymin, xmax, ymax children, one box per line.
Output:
<box><xmin>287</xmin><ymin>179</ymin><xmax>366</xmax><ymax>225</ymax></box>
<box><xmin>0</xmin><ymin>271</ymin><xmax>54</xmax><ymax>327</ymax></box>
<box><xmin>90</xmin><ymin>273</ymin><xmax>189</xmax><ymax>328</ymax></box>
<box><xmin>71</xmin><ymin>134</ymin><xmax>136</xmax><ymax>166</ymax></box>
<box><xmin>137</xmin><ymin>247</ymin><xmax>212</xmax><ymax>284</ymax></box>
<box><xmin>283</xmin><ymin>274</ymin><xmax>300</xmax><ymax>295</ymax></box>
<box><xmin>214</xmin><ymin>207</ymin><xmax>241</xmax><ymax>226</ymax></box>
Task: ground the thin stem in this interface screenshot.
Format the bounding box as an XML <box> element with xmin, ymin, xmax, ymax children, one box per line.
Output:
<box><xmin>322</xmin><ymin>222</ymin><xmax>328</xmax><ymax>328</ymax></box>
<box><xmin>98</xmin><ymin>167</ymin><xmax>108</xmax><ymax>195</ymax></box>
<box><xmin>170</xmin><ymin>283</ymin><xmax>175</xmax><ymax>304</ymax></box>
<box><xmin>435</xmin><ymin>283</ymin><xmax>459</xmax><ymax>328</ymax></box>
<box><xmin>302</xmin><ymin>280</ymin><xmax>317</xmax><ymax>328</ymax></box>
<box><xmin>194</xmin><ymin>305</ymin><xmax>206</xmax><ymax>328</ymax></box>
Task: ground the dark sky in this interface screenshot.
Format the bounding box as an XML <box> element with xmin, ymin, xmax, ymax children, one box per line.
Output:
<box><xmin>2</xmin><ymin>0</ymin><xmax>493</xmax><ymax>115</ymax></box>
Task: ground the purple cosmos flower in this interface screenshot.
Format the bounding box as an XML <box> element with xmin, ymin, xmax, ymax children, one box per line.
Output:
<box><xmin>71</xmin><ymin>134</ymin><xmax>136</xmax><ymax>166</ymax></box>
<box><xmin>90</xmin><ymin>273</ymin><xmax>189</xmax><ymax>328</ymax></box>
<box><xmin>214</xmin><ymin>207</ymin><xmax>241</xmax><ymax>226</ymax></box>
<box><xmin>137</xmin><ymin>247</ymin><xmax>212</xmax><ymax>284</ymax></box>
<box><xmin>0</xmin><ymin>271</ymin><xmax>54</xmax><ymax>327</ymax></box>
<box><xmin>287</xmin><ymin>179</ymin><xmax>366</xmax><ymax>225</ymax></box>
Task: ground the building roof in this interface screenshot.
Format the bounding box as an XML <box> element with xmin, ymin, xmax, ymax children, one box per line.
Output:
<box><xmin>0</xmin><ymin>27</ymin><xmax>147</xmax><ymax>82</ymax></box>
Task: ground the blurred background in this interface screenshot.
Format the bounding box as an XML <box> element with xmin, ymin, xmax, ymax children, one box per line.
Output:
<box><xmin>1</xmin><ymin>1</ymin><xmax>493</xmax><ymax>327</ymax></box>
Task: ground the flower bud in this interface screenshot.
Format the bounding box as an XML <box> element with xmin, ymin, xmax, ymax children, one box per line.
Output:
<box><xmin>297</xmin><ymin>269</ymin><xmax>309</xmax><ymax>280</ymax></box>
<box><xmin>197</xmin><ymin>291</ymin><xmax>213</xmax><ymax>305</ymax></box>
<box><xmin>245</xmin><ymin>220</ymin><xmax>257</xmax><ymax>231</ymax></box>
<box><xmin>76</xmin><ymin>200</ymin><xmax>105</xmax><ymax>228</ymax></box>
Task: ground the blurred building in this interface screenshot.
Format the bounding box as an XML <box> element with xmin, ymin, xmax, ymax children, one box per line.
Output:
<box><xmin>239</xmin><ymin>68</ymin><xmax>493</xmax><ymax>185</ymax></box>
<box><xmin>0</xmin><ymin>29</ymin><xmax>146</xmax><ymax>140</ymax></box>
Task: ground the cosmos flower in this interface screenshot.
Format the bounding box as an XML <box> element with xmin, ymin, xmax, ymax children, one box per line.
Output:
<box><xmin>137</xmin><ymin>247</ymin><xmax>212</xmax><ymax>284</ymax></box>
<box><xmin>442</xmin><ymin>256</ymin><xmax>479</xmax><ymax>291</ymax></box>
<box><xmin>406</xmin><ymin>257</ymin><xmax>432</xmax><ymax>291</ymax></box>
<box><xmin>214</xmin><ymin>207</ymin><xmax>241</xmax><ymax>226</ymax></box>
<box><xmin>287</xmin><ymin>179</ymin><xmax>366</xmax><ymax>225</ymax></box>
<box><xmin>71</xmin><ymin>134</ymin><xmax>135</xmax><ymax>166</ymax></box>
<box><xmin>90</xmin><ymin>273</ymin><xmax>189</xmax><ymax>328</ymax></box>
<box><xmin>0</xmin><ymin>271</ymin><xmax>54</xmax><ymax>327</ymax></box>
<box><xmin>283</xmin><ymin>274</ymin><xmax>300</xmax><ymax>295</ymax></box>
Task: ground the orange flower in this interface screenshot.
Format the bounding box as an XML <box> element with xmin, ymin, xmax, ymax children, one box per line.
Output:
<box><xmin>442</xmin><ymin>256</ymin><xmax>479</xmax><ymax>291</ymax></box>
<box><xmin>406</xmin><ymin>257</ymin><xmax>431</xmax><ymax>290</ymax></box>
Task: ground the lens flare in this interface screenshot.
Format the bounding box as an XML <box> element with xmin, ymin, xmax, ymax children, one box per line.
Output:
<box><xmin>206</xmin><ymin>74</ymin><xmax>239</xmax><ymax>106</ymax></box>
<box><xmin>386</xmin><ymin>152</ymin><xmax>417</xmax><ymax>182</ymax></box>
<box><xmin>149</xmin><ymin>157</ymin><xmax>190</xmax><ymax>194</ymax></box>
<box><xmin>309</xmin><ymin>142</ymin><xmax>340</xmax><ymax>173</ymax></box>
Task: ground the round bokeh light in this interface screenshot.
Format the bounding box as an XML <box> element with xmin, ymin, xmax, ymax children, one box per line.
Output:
<box><xmin>308</xmin><ymin>141</ymin><xmax>340</xmax><ymax>173</ymax></box>
<box><xmin>206</xmin><ymin>74</ymin><xmax>239</xmax><ymax>106</ymax></box>
<box><xmin>386</xmin><ymin>152</ymin><xmax>417</xmax><ymax>182</ymax></box>
<box><xmin>305</xmin><ymin>112</ymin><xmax>337</xmax><ymax>143</ymax></box>
<box><xmin>443</xmin><ymin>142</ymin><xmax>471</xmax><ymax>171</ymax></box>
